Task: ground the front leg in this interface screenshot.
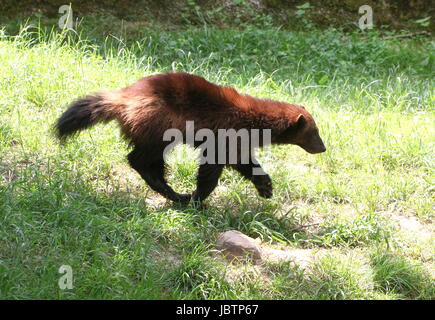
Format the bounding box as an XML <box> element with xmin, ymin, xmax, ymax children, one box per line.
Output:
<box><xmin>231</xmin><ymin>160</ymin><xmax>273</xmax><ymax>199</ymax></box>
<box><xmin>192</xmin><ymin>163</ymin><xmax>224</xmax><ymax>203</ymax></box>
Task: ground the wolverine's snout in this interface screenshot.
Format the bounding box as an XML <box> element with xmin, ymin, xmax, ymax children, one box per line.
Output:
<box><xmin>303</xmin><ymin>143</ymin><xmax>326</xmax><ymax>154</ymax></box>
<box><xmin>309</xmin><ymin>144</ymin><xmax>326</xmax><ymax>154</ymax></box>
<box><xmin>300</xmin><ymin>132</ymin><xmax>326</xmax><ymax>154</ymax></box>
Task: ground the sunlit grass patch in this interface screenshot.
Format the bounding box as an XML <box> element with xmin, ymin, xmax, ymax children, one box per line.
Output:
<box><xmin>370</xmin><ymin>251</ymin><xmax>435</xmax><ymax>299</ymax></box>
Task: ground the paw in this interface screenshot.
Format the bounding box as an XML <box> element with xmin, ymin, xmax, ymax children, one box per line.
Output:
<box><xmin>254</xmin><ymin>175</ymin><xmax>273</xmax><ymax>199</ymax></box>
<box><xmin>257</xmin><ymin>185</ymin><xmax>273</xmax><ymax>198</ymax></box>
<box><xmin>174</xmin><ymin>193</ymin><xmax>192</xmax><ymax>205</ymax></box>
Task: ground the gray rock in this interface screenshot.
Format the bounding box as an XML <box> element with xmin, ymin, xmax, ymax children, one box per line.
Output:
<box><xmin>217</xmin><ymin>230</ymin><xmax>262</xmax><ymax>261</ymax></box>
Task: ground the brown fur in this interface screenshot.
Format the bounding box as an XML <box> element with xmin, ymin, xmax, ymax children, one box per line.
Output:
<box><xmin>56</xmin><ymin>72</ymin><xmax>326</xmax><ymax>204</ymax></box>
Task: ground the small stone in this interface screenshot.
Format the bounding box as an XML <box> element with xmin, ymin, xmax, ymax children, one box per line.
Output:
<box><xmin>217</xmin><ymin>230</ymin><xmax>262</xmax><ymax>261</ymax></box>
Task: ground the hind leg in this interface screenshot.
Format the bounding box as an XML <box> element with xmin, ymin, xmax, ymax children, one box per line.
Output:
<box><xmin>127</xmin><ymin>148</ymin><xmax>191</xmax><ymax>204</ymax></box>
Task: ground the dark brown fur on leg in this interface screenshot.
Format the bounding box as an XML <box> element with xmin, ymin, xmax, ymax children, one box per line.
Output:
<box><xmin>127</xmin><ymin>148</ymin><xmax>191</xmax><ymax>204</ymax></box>
<box><xmin>231</xmin><ymin>160</ymin><xmax>273</xmax><ymax>199</ymax></box>
<box><xmin>192</xmin><ymin>163</ymin><xmax>224</xmax><ymax>204</ymax></box>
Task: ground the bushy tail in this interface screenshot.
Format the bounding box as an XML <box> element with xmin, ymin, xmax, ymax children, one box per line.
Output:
<box><xmin>55</xmin><ymin>93</ymin><xmax>117</xmax><ymax>141</ymax></box>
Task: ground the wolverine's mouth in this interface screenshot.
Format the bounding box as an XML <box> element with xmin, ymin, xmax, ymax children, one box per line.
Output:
<box><xmin>309</xmin><ymin>146</ymin><xmax>326</xmax><ymax>154</ymax></box>
<box><xmin>300</xmin><ymin>144</ymin><xmax>326</xmax><ymax>154</ymax></box>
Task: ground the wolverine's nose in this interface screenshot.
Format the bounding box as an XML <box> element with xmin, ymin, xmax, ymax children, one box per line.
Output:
<box><xmin>308</xmin><ymin>142</ymin><xmax>326</xmax><ymax>154</ymax></box>
<box><xmin>310</xmin><ymin>146</ymin><xmax>326</xmax><ymax>154</ymax></box>
<box><xmin>318</xmin><ymin>145</ymin><xmax>326</xmax><ymax>153</ymax></box>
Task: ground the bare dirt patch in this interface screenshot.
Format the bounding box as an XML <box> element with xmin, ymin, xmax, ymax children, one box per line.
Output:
<box><xmin>261</xmin><ymin>246</ymin><xmax>313</xmax><ymax>269</ymax></box>
<box><xmin>390</xmin><ymin>213</ymin><xmax>433</xmax><ymax>242</ymax></box>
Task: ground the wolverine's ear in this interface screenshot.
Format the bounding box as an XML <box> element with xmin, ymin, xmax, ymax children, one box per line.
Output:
<box><xmin>296</xmin><ymin>114</ymin><xmax>306</xmax><ymax>128</ymax></box>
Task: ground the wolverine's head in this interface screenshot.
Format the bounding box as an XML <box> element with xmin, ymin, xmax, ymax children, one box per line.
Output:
<box><xmin>275</xmin><ymin>105</ymin><xmax>326</xmax><ymax>154</ymax></box>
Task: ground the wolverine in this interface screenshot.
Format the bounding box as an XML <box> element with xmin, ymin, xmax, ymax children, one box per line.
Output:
<box><xmin>55</xmin><ymin>72</ymin><xmax>326</xmax><ymax>204</ymax></box>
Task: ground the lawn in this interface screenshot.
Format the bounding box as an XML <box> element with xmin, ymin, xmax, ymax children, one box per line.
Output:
<box><xmin>0</xmin><ymin>22</ymin><xmax>434</xmax><ymax>299</ymax></box>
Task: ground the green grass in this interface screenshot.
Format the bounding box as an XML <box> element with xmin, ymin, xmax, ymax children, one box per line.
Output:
<box><xmin>0</xmin><ymin>22</ymin><xmax>434</xmax><ymax>299</ymax></box>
